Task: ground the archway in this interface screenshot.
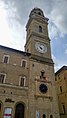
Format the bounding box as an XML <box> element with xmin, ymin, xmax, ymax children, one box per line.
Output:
<box><xmin>15</xmin><ymin>103</ymin><xmax>25</xmax><ymax>118</ymax></box>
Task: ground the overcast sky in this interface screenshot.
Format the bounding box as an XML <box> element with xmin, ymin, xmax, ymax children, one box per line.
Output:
<box><xmin>0</xmin><ymin>0</ymin><xmax>67</xmax><ymax>72</ymax></box>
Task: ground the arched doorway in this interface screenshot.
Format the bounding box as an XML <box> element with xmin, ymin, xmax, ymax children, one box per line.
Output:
<box><xmin>15</xmin><ymin>103</ymin><xmax>25</xmax><ymax>118</ymax></box>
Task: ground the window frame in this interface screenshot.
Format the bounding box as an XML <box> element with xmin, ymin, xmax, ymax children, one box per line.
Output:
<box><xmin>3</xmin><ymin>55</ymin><xmax>10</xmax><ymax>64</ymax></box>
<box><xmin>0</xmin><ymin>73</ymin><xmax>6</xmax><ymax>83</ymax></box>
<box><xmin>38</xmin><ymin>12</ymin><xmax>41</xmax><ymax>15</ymax></box>
<box><xmin>62</xmin><ymin>104</ymin><xmax>66</xmax><ymax>114</ymax></box>
<box><xmin>21</xmin><ymin>59</ymin><xmax>27</xmax><ymax>68</ymax></box>
<box><xmin>60</xmin><ymin>86</ymin><xmax>62</xmax><ymax>93</ymax></box>
<box><xmin>39</xmin><ymin>26</ymin><xmax>42</xmax><ymax>33</ymax></box>
<box><xmin>58</xmin><ymin>74</ymin><xmax>60</xmax><ymax>80</ymax></box>
<box><xmin>19</xmin><ymin>76</ymin><xmax>26</xmax><ymax>87</ymax></box>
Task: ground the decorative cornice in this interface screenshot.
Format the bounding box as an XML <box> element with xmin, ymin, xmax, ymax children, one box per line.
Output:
<box><xmin>29</xmin><ymin>54</ymin><xmax>54</xmax><ymax>65</ymax></box>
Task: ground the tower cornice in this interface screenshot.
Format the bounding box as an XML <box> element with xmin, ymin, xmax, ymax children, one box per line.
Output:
<box><xmin>26</xmin><ymin>15</ymin><xmax>49</xmax><ymax>31</ymax></box>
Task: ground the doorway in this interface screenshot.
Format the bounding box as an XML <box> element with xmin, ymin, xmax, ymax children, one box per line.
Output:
<box><xmin>15</xmin><ymin>103</ymin><xmax>24</xmax><ymax>118</ymax></box>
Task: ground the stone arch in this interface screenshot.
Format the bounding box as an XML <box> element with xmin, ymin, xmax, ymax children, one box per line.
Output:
<box><xmin>14</xmin><ymin>102</ymin><xmax>25</xmax><ymax>118</ymax></box>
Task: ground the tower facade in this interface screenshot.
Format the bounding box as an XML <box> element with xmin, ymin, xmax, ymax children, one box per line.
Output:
<box><xmin>25</xmin><ymin>8</ymin><xmax>60</xmax><ymax>118</ymax></box>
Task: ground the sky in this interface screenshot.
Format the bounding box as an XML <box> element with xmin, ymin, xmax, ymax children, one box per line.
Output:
<box><xmin>0</xmin><ymin>0</ymin><xmax>67</xmax><ymax>72</ymax></box>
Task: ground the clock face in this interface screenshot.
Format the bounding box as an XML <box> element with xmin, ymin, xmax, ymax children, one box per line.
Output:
<box><xmin>35</xmin><ymin>42</ymin><xmax>47</xmax><ymax>53</ymax></box>
<box><xmin>39</xmin><ymin>84</ymin><xmax>48</xmax><ymax>93</ymax></box>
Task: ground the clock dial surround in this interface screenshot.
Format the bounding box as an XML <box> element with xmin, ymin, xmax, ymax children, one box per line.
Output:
<box><xmin>35</xmin><ymin>42</ymin><xmax>47</xmax><ymax>53</ymax></box>
<box><xmin>39</xmin><ymin>84</ymin><xmax>48</xmax><ymax>93</ymax></box>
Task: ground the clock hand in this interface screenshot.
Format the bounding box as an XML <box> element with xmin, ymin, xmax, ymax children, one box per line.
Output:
<box><xmin>39</xmin><ymin>46</ymin><xmax>42</xmax><ymax>50</ymax></box>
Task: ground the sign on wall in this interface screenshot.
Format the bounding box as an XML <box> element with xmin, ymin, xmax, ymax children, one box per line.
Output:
<box><xmin>4</xmin><ymin>108</ymin><xmax>12</xmax><ymax>118</ymax></box>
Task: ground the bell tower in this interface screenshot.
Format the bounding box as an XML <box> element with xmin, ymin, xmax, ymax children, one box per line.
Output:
<box><xmin>25</xmin><ymin>8</ymin><xmax>51</xmax><ymax>59</ymax></box>
<box><xmin>25</xmin><ymin>8</ymin><xmax>60</xmax><ymax>118</ymax></box>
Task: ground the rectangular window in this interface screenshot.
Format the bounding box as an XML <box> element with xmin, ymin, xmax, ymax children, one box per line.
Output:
<box><xmin>0</xmin><ymin>73</ymin><xmax>6</xmax><ymax>83</ymax></box>
<box><xmin>3</xmin><ymin>55</ymin><xmax>10</xmax><ymax>64</ymax></box>
<box><xmin>60</xmin><ymin>86</ymin><xmax>62</xmax><ymax>93</ymax></box>
<box><xmin>19</xmin><ymin>76</ymin><xmax>26</xmax><ymax>86</ymax></box>
<box><xmin>63</xmin><ymin>104</ymin><xmax>66</xmax><ymax>114</ymax></box>
<box><xmin>21</xmin><ymin>59</ymin><xmax>27</xmax><ymax>68</ymax></box>
<box><xmin>58</xmin><ymin>74</ymin><xmax>60</xmax><ymax>79</ymax></box>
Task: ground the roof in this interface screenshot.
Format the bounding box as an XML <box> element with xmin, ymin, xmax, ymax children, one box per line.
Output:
<box><xmin>55</xmin><ymin>66</ymin><xmax>67</xmax><ymax>75</ymax></box>
<box><xmin>0</xmin><ymin>45</ymin><xmax>31</xmax><ymax>57</ymax></box>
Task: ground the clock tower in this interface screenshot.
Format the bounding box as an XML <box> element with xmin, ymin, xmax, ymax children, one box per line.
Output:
<box><xmin>25</xmin><ymin>8</ymin><xmax>59</xmax><ymax>118</ymax></box>
<box><xmin>25</xmin><ymin>8</ymin><xmax>51</xmax><ymax>59</ymax></box>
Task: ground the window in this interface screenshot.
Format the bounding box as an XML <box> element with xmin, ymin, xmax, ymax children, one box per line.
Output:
<box><xmin>21</xmin><ymin>59</ymin><xmax>27</xmax><ymax>68</ymax></box>
<box><xmin>58</xmin><ymin>74</ymin><xmax>60</xmax><ymax>79</ymax></box>
<box><xmin>41</xmin><ymin>70</ymin><xmax>45</xmax><ymax>78</ymax></box>
<box><xmin>19</xmin><ymin>76</ymin><xmax>26</xmax><ymax>86</ymax></box>
<box><xmin>38</xmin><ymin>12</ymin><xmax>41</xmax><ymax>15</ymax></box>
<box><xmin>43</xmin><ymin>114</ymin><xmax>46</xmax><ymax>118</ymax></box>
<box><xmin>0</xmin><ymin>73</ymin><xmax>6</xmax><ymax>83</ymax></box>
<box><xmin>62</xmin><ymin>105</ymin><xmax>66</xmax><ymax>114</ymax></box>
<box><xmin>3</xmin><ymin>55</ymin><xmax>9</xmax><ymax>64</ymax></box>
<box><xmin>60</xmin><ymin>86</ymin><xmax>62</xmax><ymax>93</ymax></box>
<box><xmin>64</xmin><ymin>76</ymin><xmax>66</xmax><ymax>80</ymax></box>
<box><xmin>39</xmin><ymin>26</ymin><xmax>42</xmax><ymax>33</ymax></box>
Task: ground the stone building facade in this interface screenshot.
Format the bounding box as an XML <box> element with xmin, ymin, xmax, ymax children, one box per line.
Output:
<box><xmin>0</xmin><ymin>8</ymin><xmax>59</xmax><ymax>118</ymax></box>
<box><xmin>55</xmin><ymin>66</ymin><xmax>67</xmax><ymax>118</ymax></box>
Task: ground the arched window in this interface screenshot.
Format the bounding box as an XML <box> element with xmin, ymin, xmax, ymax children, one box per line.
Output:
<box><xmin>50</xmin><ymin>114</ymin><xmax>53</xmax><ymax>118</ymax></box>
<box><xmin>38</xmin><ymin>12</ymin><xmax>41</xmax><ymax>15</ymax></box>
<box><xmin>43</xmin><ymin>114</ymin><xmax>46</xmax><ymax>118</ymax></box>
<box><xmin>39</xmin><ymin>26</ymin><xmax>42</xmax><ymax>33</ymax></box>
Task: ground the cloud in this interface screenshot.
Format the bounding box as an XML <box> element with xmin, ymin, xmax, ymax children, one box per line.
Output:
<box><xmin>64</xmin><ymin>44</ymin><xmax>67</xmax><ymax>54</ymax></box>
<box><xmin>48</xmin><ymin>23</ymin><xmax>59</xmax><ymax>39</ymax></box>
<box><xmin>65</xmin><ymin>50</ymin><xmax>67</xmax><ymax>54</ymax></box>
<box><xmin>0</xmin><ymin>0</ymin><xmax>67</xmax><ymax>46</ymax></box>
<box><xmin>47</xmin><ymin>0</ymin><xmax>67</xmax><ymax>39</ymax></box>
<box><xmin>52</xmin><ymin>54</ymin><xmax>67</xmax><ymax>72</ymax></box>
<box><xmin>1</xmin><ymin>0</ymin><xmax>67</xmax><ymax>40</ymax></box>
